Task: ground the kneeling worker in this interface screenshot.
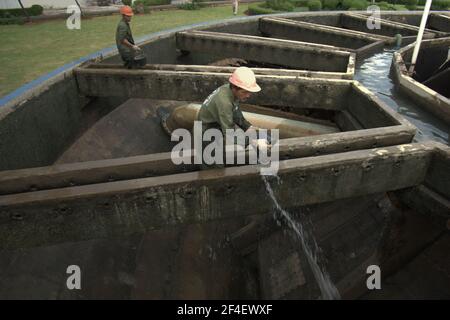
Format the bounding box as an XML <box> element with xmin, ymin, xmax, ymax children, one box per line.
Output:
<box><xmin>116</xmin><ymin>5</ymin><xmax>142</xmax><ymax>69</ymax></box>
<box><xmin>158</xmin><ymin>67</ymin><xmax>271</xmax><ymax>167</ymax></box>
<box><xmin>197</xmin><ymin>67</ymin><xmax>268</xmax><ymax>146</ymax></box>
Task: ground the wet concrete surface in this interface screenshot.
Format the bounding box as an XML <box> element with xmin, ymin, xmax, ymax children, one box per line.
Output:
<box><xmin>355</xmin><ymin>48</ymin><xmax>449</xmax><ymax>144</ymax></box>
<box><xmin>363</xmin><ymin>233</ymin><xmax>450</xmax><ymax>299</ymax></box>
<box><xmin>0</xmin><ymin>217</ymin><xmax>254</xmax><ymax>299</ymax></box>
<box><xmin>56</xmin><ymin>99</ymin><xmax>185</xmax><ymax>164</ymax></box>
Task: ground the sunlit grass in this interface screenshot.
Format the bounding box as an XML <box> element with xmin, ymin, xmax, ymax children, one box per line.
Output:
<box><xmin>0</xmin><ymin>5</ymin><xmax>251</xmax><ymax>98</ymax></box>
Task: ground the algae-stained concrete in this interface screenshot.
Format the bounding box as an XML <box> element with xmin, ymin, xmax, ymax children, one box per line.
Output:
<box><xmin>0</xmin><ymin>75</ymin><xmax>84</xmax><ymax>171</ymax></box>
<box><xmin>74</xmin><ymin>67</ymin><xmax>412</xmax><ymax>127</ymax></box>
<box><xmin>175</xmin><ymin>31</ymin><xmax>354</xmax><ymax>73</ymax></box>
<box><xmin>0</xmin><ymin>142</ymin><xmax>440</xmax><ymax>250</ymax></box>
<box><xmin>340</xmin><ymin>13</ymin><xmax>438</xmax><ymax>43</ymax></box>
<box><xmin>391</xmin><ymin>37</ymin><xmax>450</xmax><ymax>125</ymax></box>
<box><xmin>258</xmin><ymin>17</ymin><xmax>385</xmax><ymax>60</ymax></box>
<box><xmin>74</xmin><ymin>68</ymin><xmax>358</xmax><ymax>108</ymax></box>
<box><xmin>429</xmin><ymin>13</ymin><xmax>450</xmax><ymax>33</ymax></box>
<box><xmin>88</xmin><ymin>62</ymin><xmax>353</xmax><ymax>80</ymax></box>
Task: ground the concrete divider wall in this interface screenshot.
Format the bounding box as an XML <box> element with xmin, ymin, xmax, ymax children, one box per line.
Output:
<box><xmin>346</xmin><ymin>82</ymin><xmax>401</xmax><ymax>128</ymax></box>
<box><xmin>405</xmin><ymin>46</ymin><xmax>449</xmax><ymax>83</ymax></box>
<box><xmin>380</xmin><ymin>11</ymin><xmax>450</xmax><ymax>32</ymax></box>
<box><xmin>391</xmin><ymin>37</ymin><xmax>450</xmax><ymax>125</ymax></box>
<box><xmin>0</xmin><ymin>76</ymin><xmax>84</xmax><ymax>171</ymax></box>
<box><xmin>175</xmin><ymin>31</ymin><xmax>353</xmax><ymax>72</ymax></box>
<box><xmin>258</xmin><ymin>17</ymin><xmax>384</xmax><ymax>59</ymax></box>
<box><xmin>341</xmin><ymin>13</ymin><xmax>431</xmax><ymax>38</ymax></box>
<box><xmin>74</xmin><ymin>69</ymin><xmax>353</xmax><ymax>109</ymax></box>
<box><xmin>425</xmin><ymin>144</ymin><xmax>450</xmax><ymax>199</ymax></box>
<box><xmin>428</xmin><ymin>14</ymin><xmax>450</xmax><ymax>33</ymax></box>
<box><xmin>204</xmin><ymin>19</ymin><xmax>261</xmax><ymax>36</ymax></box>
<box><xmin>0</xmin><ymin>143</ymin><xmax>437</xmax><ymax>249</ymax></box>
<box><xmin>380</xmin><ymin>12</ymin><xmax>423</xmax><ymax>27</ymax></box>
<box><xmin>286</xmin><ymin>13</ymin><xmax>342</xmax><ymax>27</ymax></box>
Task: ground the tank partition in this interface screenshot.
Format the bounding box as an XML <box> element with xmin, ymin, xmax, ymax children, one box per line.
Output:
<box><xmin>340</xmin><ymin>12</ymin><xmax>442</xmax><ymax>44</ymax></box>
<box><xmin>0</xmin><ymin>142</ymin><xmax>447</xmax><ymax>274</ymax></box>
<box><xmin>396</xmin><ymin>142</ymin><xmax>450</xmax><ymax>220</ymax></box>
<box><xmin>84</xmin><ymin>62</ymin><xmax>353</xmax><ymax>80</ymax></box>
<box><xmin>0</xmin><ymin>69</ymin><xmax>128</xmax><ymax>172</ymax></box>
<box><xmin>75</xmin><ymin>67</ymin><xmax>413</xmax><ymax>137</ymax></box>
<box><xmin>258</xmin><ymin>17</ymin><xmax>385</xmax><ymax>60</ymax></box>
<box><xmin>428</xmin><ymin>13</ymin><xmax>450</xmax><ymax>33</ymax></box>
<box><xmin>380</xmin><ymin>11</ymin><xmax>450</xmax><ymax>33</ymax></box>
<box><xmin>175</xmin><ymin>31</ymin><xmax>355</xmax><ymax>74</ymax></box>
<box><xmin>391</xmin><ymin>37</ymin><xmax>450</xmax><ymax>125</ymax></box>
<box><xmin>282</xmin><ymin>11</ymin><xmax>343</xmax><ymax>27</ymax></box>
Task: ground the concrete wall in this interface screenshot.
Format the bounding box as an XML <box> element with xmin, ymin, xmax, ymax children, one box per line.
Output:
<box><xmin>410</xmin><ymin>46</ymin><xmax>449</xmax><ymax>83</ymax></box>
<box><xmin>175</xmin><ymin>31</ymin><xmax>353</xmax><ymax>73</ymax></box>
<box><xmin>0</xmin><ymin>143</ymin><xmax>437</xmax><ymax>249</ymax></box>
<box><xmin>260</xmin><ymin>18</ymin><xmax>376</xmax><ymax>49</ymax></box>
<box><xmin>288</xmin><ymin>13</ymin><xmax>342</xmax><ymax>27</ymax></box>
<box><xmin>391</xmin><ymin>37</ymin><xmax>450</xmax><ymax>125</ymax></box>
<box><xmin>0</xmin><ymin>76</ymin><xmax>83</xmax><ymax>171</ymax></box>
<box><xmin>258</xmin><ymin>17</ymin><xmax>385</xmax><ymax>60</ymax></box>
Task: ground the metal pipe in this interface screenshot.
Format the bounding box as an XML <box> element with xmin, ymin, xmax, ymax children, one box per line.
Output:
<box><xmin>166</xmin><ymin>104</ymin><xmax>340</xmax><ymax>139</ymax></box>
<box><xmin>409</xmin><ymin>0</ymin><xmax>433</xmax><ymax>75</ymax></box>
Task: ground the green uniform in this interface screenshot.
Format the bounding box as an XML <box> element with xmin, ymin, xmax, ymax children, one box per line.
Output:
<box><xmin>198</xmin><ymin>84</ymin><xmax>251</xmax><ymax>134</ymax></box>
<box><xmin>116</xmin><ymin>19</ymin><xmax>135</xmax><ymax>64</ymax></box>
<box><xmin>197</xmin><ymin>84</ymin><xmax>252</xmax><ymax>169</ymax></box>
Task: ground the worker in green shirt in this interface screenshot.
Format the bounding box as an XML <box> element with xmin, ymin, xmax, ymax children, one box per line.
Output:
<box><xmin>158</xmin><ymin>67</ymin><xmax>270</xmax><ymax>168</ymax></box>
<box><xmin>116</xmin><ymin>6</ymin><xmax>141</xmax><ymax>69</ymax></box>
<box><xmin>197</xmin><ymin>67</ymin><xmax>270</xmax><ymax>167</ymax></box>
<box><xmin>198</xmin><ymin>67</ymin><xmax>265</xmax><ymax>140</ymax></box>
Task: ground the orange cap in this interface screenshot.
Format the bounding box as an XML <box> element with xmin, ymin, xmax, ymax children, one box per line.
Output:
<box><xmin>229</xmin><ymin>67</ymin><xmax>261</xmax><ymax>93</ymax></box>
<box><xmin>120</xmin><ymin>5</ymin><xmax>134</xmax><ymax>16</ymax></box>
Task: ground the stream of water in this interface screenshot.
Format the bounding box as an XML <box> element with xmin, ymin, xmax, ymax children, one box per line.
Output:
<box><xmin>262</xmin><ymin>175</ymin><xmax>341</xmax><ymax>300</ymax></box>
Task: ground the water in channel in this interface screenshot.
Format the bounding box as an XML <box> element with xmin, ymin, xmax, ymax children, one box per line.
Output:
<box><xmin>354</xmin><ymin>47</ymin><xmax>449</xmax><ymax>145</ymax></box>
<box><xmin>260</xmin><ymin>48</ymin><xmax>449</xmax><ymax>299</ymax></box>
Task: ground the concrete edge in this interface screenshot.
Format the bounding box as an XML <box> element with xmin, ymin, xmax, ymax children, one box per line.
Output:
<box><xmin>391</xmin><ymin>37</ymin><xmax>450</xmax><ymax>124</ymax></box>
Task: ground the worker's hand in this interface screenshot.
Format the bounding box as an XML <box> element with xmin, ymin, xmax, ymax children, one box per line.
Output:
<box><xmin>132</xmin><ymin>45</ymin><xmax>141</xmax><ymax>51</ymax></box>
<box><xmin>249</xmin><ymin>125</ymin><xmax>260</xmax><ymax>131</ymax></box>
<box><xmin>251</xmin><ymin>138</ymin><xmax>271</xmax><ymax>150</ymax></box>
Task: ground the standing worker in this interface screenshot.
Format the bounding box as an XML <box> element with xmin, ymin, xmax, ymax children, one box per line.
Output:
<box><xmin>116</xmin><ymin>5</ymin><xmax>142</xmax><ymax>69</ymax></box>
<box><xmin>232</xmin><ymin>0</ymin><xmax>239</xmax><ymax>15</ymax></box>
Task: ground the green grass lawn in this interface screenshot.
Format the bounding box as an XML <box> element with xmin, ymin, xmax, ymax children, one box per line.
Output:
<box><xmin>0</xmin><ymin>5</ymin><xmax>251</xmax><ymax>98</ymax></box>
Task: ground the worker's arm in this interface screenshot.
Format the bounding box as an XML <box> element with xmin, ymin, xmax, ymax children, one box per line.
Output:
<box><xmin>117</xmin><ymin>24</ymin><xmax>139</xmax><ymax>51</ymax></box>
<box><xmin>122</xmin><ymin>38</ymin><xmax>140</xmax><ymax>51</ymax></box>
<box><xmin>233</xmin><ymin>107</ymin><xmax>252</xmax><ymax>132</ymax></box>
